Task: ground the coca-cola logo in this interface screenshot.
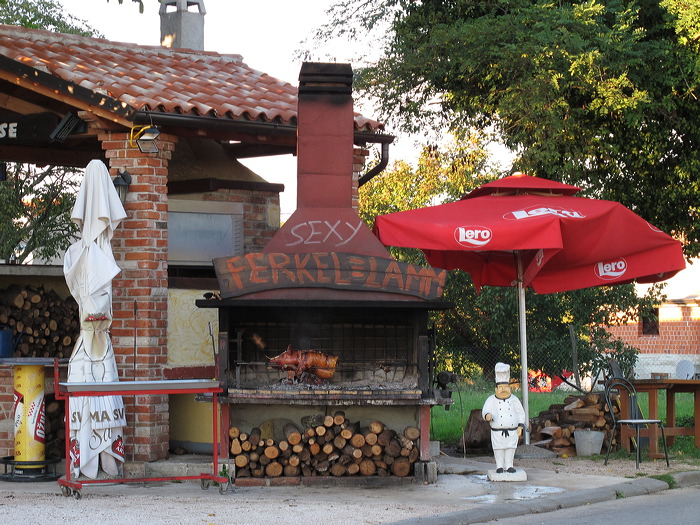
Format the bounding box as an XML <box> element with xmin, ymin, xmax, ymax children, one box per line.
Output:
<box><xmin>504</xmin><ymin>206</ymin><xmax>586</xmax><ymax>220</ymax></box>
<box><xmin>454</xmin><ymin>226</ymin><xmax>492</xmax><ymax>247</ymax></box>
<box><xmin>595</xmin><ymin>258</ymin><xmax>628</xmax><ymax>280</ymax></box>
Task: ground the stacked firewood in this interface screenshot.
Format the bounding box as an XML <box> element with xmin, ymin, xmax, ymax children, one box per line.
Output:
<box><xmin>44</xmin><ymin>396</ymin><xmax>66</xmax><ymax>459</ymax></box>
<box><xmin>0</xmin><ymin>284</ymin><xmax>79</xmax><ymax>358</ymax></box>
<box><xmin>228</xmin><ymin>412</ymin><xmax>421</xmax><ymax>478</ymax></box>
<box><xmin>530</xmin><ymin>392</ymin><xmax>614</xmax><ymax>457</ymax></box>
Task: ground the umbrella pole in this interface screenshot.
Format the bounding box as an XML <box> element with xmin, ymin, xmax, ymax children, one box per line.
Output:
<box><xmin>517</xmin><ymin>254</ymin><xmax>530</xmax><ymax>445</ymax></box>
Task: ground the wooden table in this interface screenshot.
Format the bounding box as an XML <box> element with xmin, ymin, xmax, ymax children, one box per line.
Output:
<box><xmin>623</xmin><ymin>379</ymin><xmax>700</xmax><ymax>457</ymax></box>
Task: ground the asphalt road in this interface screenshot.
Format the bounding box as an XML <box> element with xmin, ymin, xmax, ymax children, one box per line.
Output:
<box><xmin>476</xmin><ymin>486</ymin><xmax>700</xmax><ymax>525</ymax></box>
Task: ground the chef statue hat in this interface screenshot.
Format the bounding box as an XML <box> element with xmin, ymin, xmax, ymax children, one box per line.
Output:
<box><xmin>495</xmin><ymin>362</ymin><xmax>511</xmax><ymax>385</ymax></box>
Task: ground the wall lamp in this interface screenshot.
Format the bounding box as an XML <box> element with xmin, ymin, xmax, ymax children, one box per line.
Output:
<box><xmin>113</xmin><ymin>169</ymin><xmax>132</xmax><ymax>204</ymax></box>
<box><xmin>129</xmin><ymin>125</ymin><xmax>161</xmax><ymax>153</ymax></box>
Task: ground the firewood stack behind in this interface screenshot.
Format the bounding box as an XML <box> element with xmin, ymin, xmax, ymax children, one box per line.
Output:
<box><xmin>0</xmin><ymin>284</ymin><xmax>79</xmax><ymax>358</ymax></box>
<box><xmin>530</xmin><ymin>391</ymin><xmax>616</xmax><ymax>457</ymax></box>
<box><xmin>228</xmin><ymin>411</ymin><xmax>421</xmax><ymax>479</ymax></box>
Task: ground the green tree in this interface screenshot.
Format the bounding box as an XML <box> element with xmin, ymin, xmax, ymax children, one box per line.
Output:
<box><xmin>0</xmin><ymin>164</ymin><xmax>80</xmax><ymax>263</ymax></box>
<box><xmin>326</xmin><ymin>0</ymin><xmax>700</xmax><ymax>258</ymax></box>
<box><xmin>359</xmin><ymin>135</ymin><xmax>657</xmax><ymax>382</ymax></box>
<box><xmin>0</xmin><ymin>0</ymin><xmax>99</xmax><ymax>263</ymax></box>
<box><xmin>0</xmin><ymin>0</ymin><xmax>100</xmax><ymax>35</ymax></box>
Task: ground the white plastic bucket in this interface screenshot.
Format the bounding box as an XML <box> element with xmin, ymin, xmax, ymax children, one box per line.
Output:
<box><xmin>574</xmin><ymin>430</ymin><xmax>604</xmax><ymax>456</ymax></box>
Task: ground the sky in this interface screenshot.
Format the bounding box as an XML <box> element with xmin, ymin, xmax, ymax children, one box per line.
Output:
<box><xmin>56</xmin><ymin>0</ymin><xmax>389</xmax><ymax>219</ymax></box>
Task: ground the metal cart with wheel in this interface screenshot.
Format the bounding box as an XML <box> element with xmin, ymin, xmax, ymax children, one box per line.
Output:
<box><xmin>54</xmin><ymin>364</ymin><xmax>230</xmax><ymax>498</ymax></box>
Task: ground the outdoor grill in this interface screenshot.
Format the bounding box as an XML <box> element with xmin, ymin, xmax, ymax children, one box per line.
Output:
<box><xmin>196</xmin><ymin>63</ymin><xmax>452</xmax><ymax>474</ymax></box>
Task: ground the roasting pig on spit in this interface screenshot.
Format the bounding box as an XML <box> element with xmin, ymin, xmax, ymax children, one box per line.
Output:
<box><xmin>268</xmin><ymin>345</ymin><xmax>338</xmax><ymax>383</ymax></box>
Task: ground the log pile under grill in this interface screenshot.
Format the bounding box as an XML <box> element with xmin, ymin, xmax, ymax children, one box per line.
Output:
<box><xmin>228</xmin><ymin>412</ymin><xmax>421</xmax><ymax>478</ymax></box>
<box><xmin>0</xmin><ymin>284</ymin><xmax>79</xmax><ymax>358</ymax></box>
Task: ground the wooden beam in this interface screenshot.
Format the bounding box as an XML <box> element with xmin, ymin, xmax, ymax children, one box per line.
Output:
<box><xmin>221</xmin><ymin>143</ymin><xmax>295</xmax><ymax>159</ymax></box>
<box><xmin>0</xmin><ymin>144</ymin><xmax>101</xmax><ymax>167</ymax></box>
<box><xmin>0</xmin><ymin>92</ymin><xmax>53</xmax><ymax>115</ymax></box>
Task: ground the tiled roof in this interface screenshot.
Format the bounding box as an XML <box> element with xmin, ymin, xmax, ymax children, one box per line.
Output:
<box><xmin>0</xmin><ymin>25</ymin><xmax>382</xmax><ymax>132</ymax></box>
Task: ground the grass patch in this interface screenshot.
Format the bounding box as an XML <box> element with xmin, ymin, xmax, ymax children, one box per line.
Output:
<box><xmin>651</xmin><ymin>473</ymin><xmax>676</xmax><ymax>488</ymax></box>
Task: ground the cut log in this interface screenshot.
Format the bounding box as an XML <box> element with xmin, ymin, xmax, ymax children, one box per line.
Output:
<box><xmin>359</xmin><ymin>459</ymin><xmax>376</xmax><ymax>476</ymax></box>
<box><xmin>391</xmin><ymin>456</ymin><xmax>411</xmax><ymax>477</ymax></box>
<box><xmin>350</xmin><ymin>433</ymin><xmax>366</xmax><ymax>448</ymax></box>
<box><xmin>265</xmin><ymin>461</ymin><xmax>283</xmax><ymax>477</ymax></box>
<box><xmin>264</xmin><ymin>445</ymin><xmax>280</xmax><ymax>459</ymax></box>
<box><xmin>403</xmin><ymin>426</ymin><xmax>420</xmax><ymax>441</ymax></box>
<box><xmin>283</xmin><ymin>423</ymin><xmax>302</xmax><ymax>445</ymax></box>
<box><xmin>283</xmin><ymin>464</ymin><xmax>300</xmax><ymax>477</ymax></box>
<box><xmin>248</xmin><ymin>427</ymin><xmax>261</xmax><ymax>447</ymax></box>
<box><xmin>564</xmin><ymin>399</ymin><xmax>584</xmax><ymax>411</ymax></box>
<box><xmin>333</xmin><ymin>411</ymin><xmax>346</xmax><ymax>426</ymax></box>
<box><xmin>539</xmin><ymin>426</ymin><xmax>563</xmax><ymax>439</ymax></box>
<box><xmin>330</xmin><ymin>463</ymin><xmax>347</xmax><ymax>477</ymax></box>
<box><xmin>377</xmin><ymin>429</ymin><xmax>396</xmax><ymax>447</ymax></box>
<box><xmin>458</xmin><ymin>409</ymin><xmax>491</xmax><ymax>452</ymax></box>
<box><xmin>234</xmin><ymin>454</ymin><xmax>249</xmax><ymax>468</ymax></box>
<box><xmin>363</xmin><ymin>431</ymin><xmax>378</xmax><ymax>446</ymax></box>
<box><xmin>368</xmin><ymin>421</ymin><xmax>384</xmax><ymax>434</ymax></box>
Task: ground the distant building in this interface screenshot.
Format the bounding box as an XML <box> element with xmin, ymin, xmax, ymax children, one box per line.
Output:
<box><xmin>609</xmin><ymin>260</ymin><xmax>700</xmax><ymax>379</ymax></box>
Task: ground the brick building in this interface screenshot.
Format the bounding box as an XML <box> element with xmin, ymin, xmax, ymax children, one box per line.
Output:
<box><xmin>0</xmin><ymin>4</ymin><xmax>389</xmax><ymax>461</ymax></box>
<box><xmin>608</xmin><ymin>261</ymin><xmax>700</xmax><ymax>379</ymax></box>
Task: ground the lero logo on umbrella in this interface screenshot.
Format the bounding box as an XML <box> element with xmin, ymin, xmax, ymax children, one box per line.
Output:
<box><xmin>455</xmin><ymin>226</ymin><xmax>492</xmax><ymax>247</ymax></box>
<box><xmin>504</xmin><ymin>206</ymin><xmax>586</xmax><ymax>220</ymax></box>
<box><xmin>595</xmin><ymin>258</ymin><xmax>628</xmax><ymax>280</ymax></box>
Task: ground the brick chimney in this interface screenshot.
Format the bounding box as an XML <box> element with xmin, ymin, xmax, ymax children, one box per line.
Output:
<box><xmin>262</xmin><ymin>63</ymin><xmax>391</xmax><ymax>257</ymax></box>
<box><xmin>159</xmin><ymin>0</ymin><xmax>206</xmax><ymax>50</ymax></box>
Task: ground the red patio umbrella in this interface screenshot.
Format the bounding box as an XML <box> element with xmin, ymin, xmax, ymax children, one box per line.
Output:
<box><xmin>373</xmin><ymin>173</ymin><xmax>686</xmax><ymax>442</ymax></box>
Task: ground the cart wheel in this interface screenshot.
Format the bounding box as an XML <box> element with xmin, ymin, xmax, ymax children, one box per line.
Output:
<box><xmin>218</xmin><ymin>480</ymin><xmax>230</xmax><ymax>495</ymax></box>
<box><xmin>201</xmin><ymin>479</ymin><xmax>211</xmax><ymax>490</ymax></box>
<box><xmin>60</xmin><ymin>485</ymin><xmax>72</xmax><ymax>497</ymax></box>
<box><xmin>73</xmin><ymin>490</ymin><xmax>82</xmax><ymax>500</ymax></box>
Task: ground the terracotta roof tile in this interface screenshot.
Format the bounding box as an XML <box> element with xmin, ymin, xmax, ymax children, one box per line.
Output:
<box><xmin>0</xmin><ymin>25</ymin><xmax>383</xmax><ymax>132</ymax></box>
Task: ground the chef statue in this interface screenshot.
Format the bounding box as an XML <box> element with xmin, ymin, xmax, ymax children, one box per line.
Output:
<box><xmin>482</xmin><ymin>362</ymin><xmax>527</xmax><ymax>481</ymax></box>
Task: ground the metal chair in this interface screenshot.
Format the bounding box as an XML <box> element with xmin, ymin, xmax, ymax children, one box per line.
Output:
<box><xmin>603</xmin><ymin>376</ymin><xmax>670</xmax><ymax>469</ymax></box>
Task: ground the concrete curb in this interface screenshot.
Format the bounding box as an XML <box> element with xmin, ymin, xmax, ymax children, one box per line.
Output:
<box><xmin>386</xmin><ymin>475</ymin><xmax>679</xmax><ymax>525</ymax></box>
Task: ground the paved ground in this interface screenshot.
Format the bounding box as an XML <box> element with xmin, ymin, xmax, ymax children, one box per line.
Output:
<box><xmin>1</xmin><ymin>453</ymin><xmax>699</xmax><ymax>525</ymax></box>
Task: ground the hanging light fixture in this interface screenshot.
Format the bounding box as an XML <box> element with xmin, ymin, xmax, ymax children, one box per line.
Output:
<box><xmin>129</xmin><ymin>125</ymin><xmax>161</xmax><ymax>153</ymax></box>
<box><xmin>113</xmin><ymin>169</ymin><xmax>132</xmax><ymax>204</ymax></box>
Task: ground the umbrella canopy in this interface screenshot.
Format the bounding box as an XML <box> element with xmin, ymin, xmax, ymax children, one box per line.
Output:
<box><xmin>373</xmin><ymin>173</ymin><xmax>686</xmax><ymax>442</ymax></box>
<box><xmin>63</xmin><ymin>159</ymin><xmax>127</xmax><ymax>479</ymax></box>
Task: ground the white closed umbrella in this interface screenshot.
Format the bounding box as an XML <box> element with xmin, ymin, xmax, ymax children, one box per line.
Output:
<box><xmin>63</xmin><ymin>159</ymin><xmax>127</xmax><ymax>479</ymax></box>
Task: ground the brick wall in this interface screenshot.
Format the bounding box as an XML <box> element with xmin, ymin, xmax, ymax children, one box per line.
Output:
<box><xmin>608</xmin><ymin>302</ymin><xmax>700</xmax><ymax>378</ymax></box>
<box><xmin>101</xmin><ymin>131</ymin><xmax>175</xmax><ymax>462</ymax></box>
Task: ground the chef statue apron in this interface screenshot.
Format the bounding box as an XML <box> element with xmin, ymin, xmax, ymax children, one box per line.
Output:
<box><xmin>482</xmin><ymin>362</ymin><xmax>527</xmax><ymax>480</ymax></box>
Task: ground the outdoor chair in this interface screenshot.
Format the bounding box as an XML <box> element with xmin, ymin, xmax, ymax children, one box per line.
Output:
<box><xmin>603</xmin><ymin>376</ymin><xmax>670</xmax><ymax>469</ymax></box>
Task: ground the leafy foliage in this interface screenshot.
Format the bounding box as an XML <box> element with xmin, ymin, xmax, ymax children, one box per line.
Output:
<box><xmin>0</xmin><ymin>0</ymin><xmax>101</xmax><ymax>36</ymax></box>
<box><xmin>326</xmin><ymin>0</ymin><xmax>700</xmax><ymax>258</ymax></box>
<box><xmin>0</xmin><ymin>0</ymin><xmax>101</xmax><ymax>263</ymax></box>
<box><xmin>0</xmin><ymin>164</ymin><xmax>80</xmax><ymax>263</ymax></box>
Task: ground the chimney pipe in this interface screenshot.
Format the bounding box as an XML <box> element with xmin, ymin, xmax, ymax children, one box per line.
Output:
<box><xmin>262</xmin><ymin>62</ymin><xmax>391</xmax><ymax>258</ymax></box>
<box><xmin>296</xmin><ymin>63</ymin><xmax>354</xmax><ymax>209</ymax></box>
<box><xmin>159</xmin><ymin>0</ymin><xmax>206</xmax><ymax>50</ymax></box>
